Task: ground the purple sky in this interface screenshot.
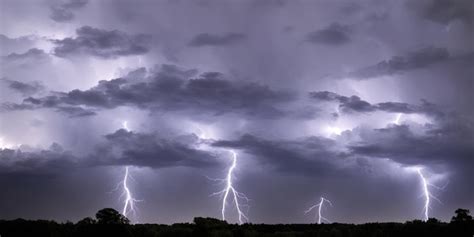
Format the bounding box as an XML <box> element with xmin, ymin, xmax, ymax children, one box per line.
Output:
<box><xmin>0</xmin><ymin>0</ymin><xmax>473</xmax><ymax>224</ymax></box>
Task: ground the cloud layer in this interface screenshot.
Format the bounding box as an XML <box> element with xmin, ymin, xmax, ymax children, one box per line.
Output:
<box><xmin>52</xmin><ymin>26</ymin><xmax>151</xmax><ymax>58</ymax></box>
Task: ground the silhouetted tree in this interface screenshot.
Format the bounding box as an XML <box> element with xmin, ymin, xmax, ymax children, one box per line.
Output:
<box><xmin>193</xmin><ymin>217</ymin><xmax>228</xmax><ymax>236</ymax></box>
<box><xmin>95</xmin><ymin>208</ymin><xmax>130</xmax><ymax>224</ymax></box>
<box><xmin>76</xmin><ymin>217</ymin><xmax>96</xmax><ymax>225</ymax></box>
<box><xmin>427</xmin><ymin>218</ymin><xmax>441</xmax><ymax>224</ymax></box>
<box><xmin>193</xmin><ymin>217</ymin><xmax>228</xmax><ymax>228</ymax></box>
<box><xmin>451</xmin><ymin>209</ymin><xmax>472</xmax><ymax>223</ymax></box>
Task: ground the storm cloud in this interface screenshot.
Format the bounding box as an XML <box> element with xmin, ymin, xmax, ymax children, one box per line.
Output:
<box><xmin>410</xmin><ymin>0</ymin><xmax>474</xmax><ymax>25</ymax></box>
<box><xmin>0</xmin><ymin>0</ymin><xmax>472</xmax><ymax>224</ymax></box>
<box><xmin>49</xmin><ymin>0</ymin><xmax>88</xmax><ymax>22</ymax></box>
<box><xmin>345</xmin><ymin>114</ymin><xmax>474</xmax><ymax>190</ymax></box>
<box><xmin>93</xmin><ymin>129</ymin><xmax>218</xmax><ymax>169</ymax></box>
<box><xmin>305</xmin><ymin>23</ymin><xmax>351</xmax><ymax>46</ymax></box>
<box><xmin>309</xmin><ymin>91</ymin><xmax>444</xmax><ymax>118</ymax></box>
<box><xmin>52</xmin><ymin>26</ymin><xmax>152</xmax><ymax>58</ymax></box>
<box><xmin>1</xmin><ymin>79</ymin><xmax>44</xmax><ymax>96</ymax></box>
<box><xmin>0</xmin><ymin>129</ymin><xmax>219</xmax><ymax>174</ymax></box>
<box><xmin>5</xmin><ymin>65</ymin><xmax>295</xmax><ymax>118</ymax></box>
<box><xmin>188</xmin><ymin>33</ymin><xmax>247</xmax><ymax>47</ymax></box>
<box><xmin>212</xmin><ymin>134</ymin><xmax>346</xmax><ymax>175</ymax></box>
<box><xmin>347</xmin><ymin>47</ymin><xmax>450</xmax><ymax>79</ymax></box>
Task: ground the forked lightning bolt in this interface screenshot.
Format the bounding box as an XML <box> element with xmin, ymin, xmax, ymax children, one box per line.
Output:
<box><xmin>121</xmin><ymin>166</ymin><xmax>139</xmax><ymax>218</ymax></box>
<box><xmin>117</xmin><ymin>120</ymin><xmax>140</xmax><ymax>221</ymax></box>
<box><xmin>211</xmin><ymin>150</ymin><xmax>249</xmax><ymax>224</ymax></box>
<box><xmin>416</xmin><ymin>168</ymin><xmax>442</xmax><ymax>221</ymax></box>
<box><xmin>305</xmin><ymin>197</ymin><xmax>333</xmax><ymax>224</ymax></box>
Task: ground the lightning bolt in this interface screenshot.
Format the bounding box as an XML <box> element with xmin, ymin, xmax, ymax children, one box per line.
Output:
<box><xmin>305</xmin><ymin>197</ymin><xmax>333</xmax><ymax>224</ymax></box>
<box><xmin>122</xmin><ymin>121</ymin><xmax>130</xmax><ymax>131</ymax></box>
<box><xmin>121</xmin><ymin>166</ymin><xmax>139</xmax><ymax>219</ymax></box>
<box><xmin>116</xmin><ymin>120</ymin><xmax>140</xmax><ymax>222</ymax></box>
<box><xmin>211</xmin><ymin>150</ymin><xmax>249</xmax><ymax>224</ymax></box>
<box><xmin>416</xmin><ymin>168</ymin><xmax>442</xmax><ymax>221</ymax></box>
<box><xmin>394</xmin><ymin>113</ymin><xmax>402</xmax><ymax>125</ymax></box>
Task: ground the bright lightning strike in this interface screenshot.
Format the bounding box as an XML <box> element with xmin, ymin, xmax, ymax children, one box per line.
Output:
<box><xmin>117</xmin><ymin>120</ymin><xmax>140</xmax><ymax>222</ymax></box>
<box><xmin>121</xmin><ymin>166</ymin><xmax>139</xmax><ymax>219</ymax></box>
<box><xmin>416</xmin><ymin>168</ymin><xmax>442</xmax><ymax>221</ymax></box>
<box><xmin>305</xmin><ymin>197</ymin><xmax>333</xmax><ymax>224</ymax></box>
<box><xmin>211</xmin><ymin>150</ymin><xmax>249</xmax><ymax>224</ymax></box>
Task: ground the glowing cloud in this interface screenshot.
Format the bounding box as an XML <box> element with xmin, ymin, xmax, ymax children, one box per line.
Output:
<box><xmin>122</xmin><ymin>121</ymin><xmax>130</xmax><ymax>131</ymax></box>
<box><xmin>0</xmin><ymin>137</ymin><xmax>19</xmax><ymax>149</ymax></box>
<box><xmin>394</xmin><ymin>113</ymin><xmax>402</xmax><ymax>125</ymax></box>
<box><xmin>326</xmin><ymin>126</ymin><xmax>343</xmax><ymax>136</ymax></box>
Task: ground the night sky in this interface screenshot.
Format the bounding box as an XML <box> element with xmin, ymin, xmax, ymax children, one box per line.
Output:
<box><xmin>0</xmin><ymin>0</ymin><xmax>473</xmax><ymax>224</ymax></box>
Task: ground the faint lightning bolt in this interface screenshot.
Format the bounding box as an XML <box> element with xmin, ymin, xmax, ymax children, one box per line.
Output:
<box><xmin>416</xmin><ymin>168</ymin><xmax>442</xmax><ymax>221</ymax></box>
<box><xmin>211</xmin><ymin>150</ymin><xmax>249</xmax><ymax>224</ymax></box>
<box><xmin>305</xmin><ymin>197</ymin><xmax>333</xmax><ymax>224</ymax></box>
<box><xmin>122</xmin><ymin>121</ymin><xmax>130</xmax><ymax>131</ymax></box>
<box><xmin>394</xmin><ymin>113</ymin><xmax>402</xmax><ymax>125</ymax></box>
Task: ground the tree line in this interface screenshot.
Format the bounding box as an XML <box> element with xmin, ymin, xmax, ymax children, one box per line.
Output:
<box><xmin>0</xmin><ymin>208</ymin><xmax>472</xmax><ymax>237</ymax></box>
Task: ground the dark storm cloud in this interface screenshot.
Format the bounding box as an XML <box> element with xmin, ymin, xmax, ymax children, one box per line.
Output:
<box><xmin>0</xmin><ymin>144</ymin><xmax>77</xmax><ymax>176</ymax></box>
<box><xmin>55</xmin><ymin>106</ymin><xmax>96</xmax><ymax>117</ymax></box>
<box><xmin>410</xmin><ymin>0</ymin><xmax>474</xmax><ymax>25</ymax></box>
<box><xmin>309</xmin><ymin>91</ymin><xmax>443</xmax><ymax>117</ymax></box>
<box><xmin>310</xmin><ymin>91</ymin><xmax>376</xmax><ymax>113</ymax></box>
<box><xmin>92</xmin><ymin>129</ymin><xmax>217</xmax><ymax>169</ymax></box>
<box><xmin>347</xmin><ymin>46</ymin><xmax>450</xmax><ymax>79</ymax></box>
<box><xmin>49</xmin><ymin>0</ymin><xmax>88</xmax><ymax>22</ymax></box>
<box><xmin>305</xmin><ymin>23</ymin><xmax>351</xmax><ymax>46</ymax></box>
<box><xmin>4</xmin><ymin>65</ymin><xmax>295</xmax><ymax>118</ymax></box>
<box><xmin>188</xmin><ymin>33</ymin><xmax>246</xmax><ymax>47</ymax></box>
<box><xmin>212</xmin><ymin>134</ymin><xmax>346</xmax><ymax>175</ymax></box>
<box><xmin>1</xmin><ymin>79</ymin><xmax>44</xmax><ymax>96</ymax></box>
<box><xmin>52</xmin><ymin>26</ymin><xmax>152</xmax><ymax>58</ymax></box>
<box><xmin>3</xmin><ymin>48</ymin><xmax>50</xmax><ymax>64</ymax></box>
<box><xmin>0</xmin><ymin>130</ymin><xmax>218</xmax><ymax>175</ymax></box>
<box><xmin>1</xmin><ymin>95</ymin><xmax>97</xmax><ymax>117</ymax></box>
<box><xmin>348</xmin><ymin>116</ymin><xmax>474</xmax><ymax>167</ymax></box>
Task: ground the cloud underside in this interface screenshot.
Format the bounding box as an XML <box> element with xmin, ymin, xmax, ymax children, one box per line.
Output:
<box><xmin>2</xmin><ymin>113</ymin><xmax>472</xmax><ymax>177</ymax></box>
<box><xmin>347</xmin><ymin>47</ymin><xmax>450</xmax><ymax>79</ymax></box>
<box><xmin>306</xmin><ymin>23</ymin><xmax>351</xmax><ymax>46</ymax></box>
<box><xmin>49</xmin><ymin>0</ymin><xmax>89</xmax><ymax>22</ymax></box>
<box><xmin>188</xmin><ymin>33</ymin><xmax>246</xmax><ymax>47</ymax></box>
<box><xmin>411</xmin><ymin>0</ymin><xmax>474</xmax><ymax>25</ymax></box>
<box><xmin>309</xmin><ymin>90</ymin><xmax>443</xmax><ymax>117</ymax></box>
<box><xmin>0</xmin><ymin>129</ymin><xmax>217</xmax><ymax>174</ymax></box>
<box><xmin>52</xmin><ymin>26</ymin><xmax>151</xmax><ymax>58</ymax></box>
<box><xmin>3</xmin><ymin>65</ymin><xmax>294</xmax><ymax>118</ymax></box>
<box><xmin>3</xmin><ymin>60</ymin><xmax>452</xmax><ymax>120</ymax></box>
